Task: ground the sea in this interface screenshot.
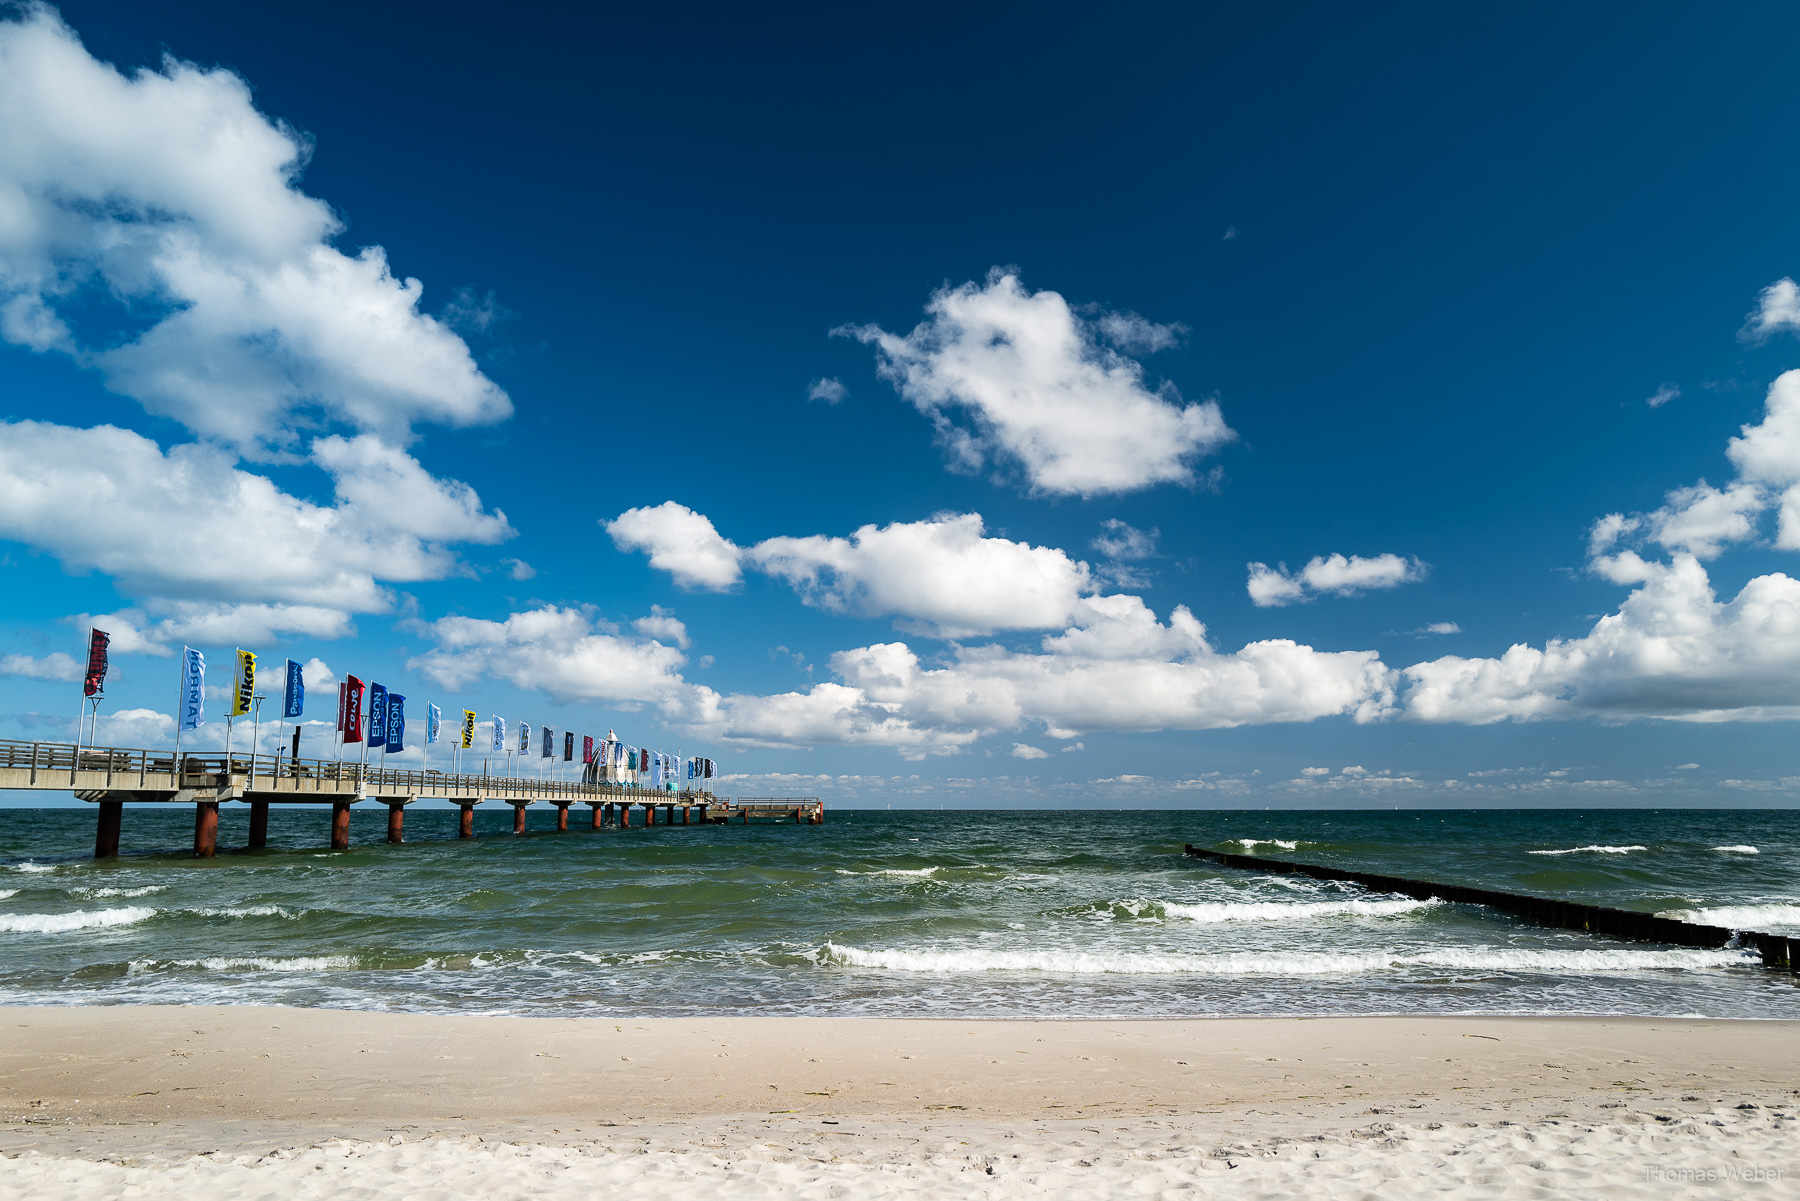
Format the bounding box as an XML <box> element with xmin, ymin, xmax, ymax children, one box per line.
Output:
<box><xmin>0</xmin><ymin>807</ymin><xmax>1795</xmax><ymax>1019</ymax></box>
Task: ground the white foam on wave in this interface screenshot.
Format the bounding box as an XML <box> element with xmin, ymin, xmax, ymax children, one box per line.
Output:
<box><xmin>12</xmin><ymin>862</ymin><xmax>57</xmax><ymax>873</ymax></box>
<box><xmin>187</xmin><ymin>905</ymin><xmax>297</xmax><ymax>919</ymax></box>
<box><xmin>0</xmin><ymin>890</ymin><xmax>15</xmax><ymax>901</ymax></box>
<box><xmin>128</xmin><ymin>955</ymin><xmax>355</xmax><ymax>974</ymax></box>
<box><xmin>822</xmin><ymin>942</ymin><xmax>1753</xmax><ymax>975</ymax></box>
<box><xmin>0</xmin><ymin>906</ymin><xmax>156</xmax><ymax>934</ymax></box>
<box><xmin>74</xmin><ymin>886</ymin><xmax>166</xmax><ymax>898</ymax></box>
<box><xmin>834</xmin><ymin>867</ymin><xmax>939</xmax><ymax>877</ymax></box>
<box><xmin>1231</xmin><ymin>839</ymin><xmax>1300</xmax><ymax>850</ymax></box>
<box><xmin>1528</xmin><ymin>845</ymin><xmax>1648</xmax><ymax>856</ymax></box>
<box><xmin>1160</xmin><ymin>897</ymin><xmax>1440</xmax><ymax>924</ymax></box>
<box><xmin>1711</xmin><ymin>845</ymin><xmax>1759</xmax><ymax>854</ymax></box>
<box><xmin>1661</xmin><ymin>904</ymin><xmax>1800</xmax><ymax>929</ymax></box>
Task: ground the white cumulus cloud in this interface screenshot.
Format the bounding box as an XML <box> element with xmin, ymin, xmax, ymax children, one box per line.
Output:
<box><xmin>746</xmin><ymin>512</ymin><xmax>1095</xmax><ymax>638</ymax></box>
<box><xmin>838</xmin><ymin>270</ymin><xmax>1233</xmax><ymax>496</ymax></box>
<box><xmin>1741</xmin><ymin>277</ymin><xmax>1800</xmax><ymax>344</ymax></box>
<box><xmin>0</xmin><ymin>421</ymin><xmax>511</xmax><ymax>645</ymax></box>
<box><xmin>0</xmin><ymin>8</ymin><xmax>510</xmax><ymax>455</ymax></box>
<box><xmin>605</xmin><ymin>502</ymin><xmax>744</xmax><ymax>590</ymax></box>
<box><xmin>0</xmin><ymin>651</ymin><xmax>79</xmax><ymax>682</ymax></box>
<box><xmin>1247</xmin><ymin>553</ymin><xmax>1426</xmax><ymax>607</ymax></box>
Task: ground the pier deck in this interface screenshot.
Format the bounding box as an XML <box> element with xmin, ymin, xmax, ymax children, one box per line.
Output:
<box><xmin>0</xmin><ymin>738</ymin><xmax>822</xmax><ymax>857</ymax></box>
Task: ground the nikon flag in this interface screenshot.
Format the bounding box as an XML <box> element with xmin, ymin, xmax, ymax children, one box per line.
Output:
<box><xmin>83</xmin><ymin>628</ymin><xmax>109</xmax><ymax>698</ymax></box>
<box><xmin>460</xmin><ymin>709</ymin><xmax>476</xmax><ymax>749</ymax></box>
<box><xmin>231</xmin><ymin>649</ymin><xmax>256</xmax><ymax>717</ymax></box>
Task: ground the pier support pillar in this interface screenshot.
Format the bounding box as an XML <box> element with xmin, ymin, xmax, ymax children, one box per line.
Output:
<box><xmin>330</xmin><ymin>801</ymin><xmax>351</xmax><ymax>850</ymax></box>
<box><xmin>387</xmin><ymin>802</ymin><xmax>405</xmax><ymax>844</ymax></box>
<box><xmin>512</xmin><ymin>803</ymin><xmax>527</xmax><ymax>834</ymax></box>
<box><xmin>741</xmin><ymin>809</ymin><xmax>749</xmax><ymax>824</ymax></box>
<box><xmin>94</xmin><ymin>799</ymin><xmax>122</xmax><ymax>859</ymax></box>
<box><xmin>458</xmin><ymin>804</ymin><xmax>475</xmax><ymax>839</ymax></box>
<box><xmin>590</xmin><ymin>804</ymin><xmax>603</xmax><ymax>830</ymax></box>
<box><xmin>193</xmin><ymin>801</ymin><xmax>219</xmax><ymax>858</ymax></box>
<box><xmin>620</xmin><ymin>804</ymin><xmax>631</xmax><ymax>829</ymax></box>
<box><xmin>664</xmin><ymin>804</ymin><xmax>674</xmax><ymax>825</ymax></box>
<box><xmin>682</xmin><ymin>806</ymin><xmax>690</xmax><ymax>825</ymax></box>
<box><xmin>556</xmin><ymin>804</ymin><xmax>569</xmax><ymax>832</ymax></box>
<box><xmin>248</xmin><ymin>800</ymin><xmax>269</xmax><ymax>848</ymax></box>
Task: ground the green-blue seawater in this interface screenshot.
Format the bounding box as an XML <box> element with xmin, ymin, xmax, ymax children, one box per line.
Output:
<box><xmin>0</xmin><ymin>807</ymin><xmax>1795</xmax><ymax>1018</ymax></box>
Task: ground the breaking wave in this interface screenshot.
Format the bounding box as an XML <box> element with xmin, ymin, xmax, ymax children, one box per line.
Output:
<box><xmin>1230</xmin><ymin>839</ymin><xmax>1300</xmax><ymax>851</ymax></box>
<box><xmin>1528</xmin><ymin>845</ymin><xmax>1648</xmax><ymax>856</ymax></box>
<box><xmin>74</xmin><ymin>886</ymin><xmax>166</xmax><ymax>898</ymax></box>
<box><xmin>1710</xmin><ymin>846</ymin><xmax>1759</xmax><ymax>854</ymax></box>
<box><xmin>11</xmin><ymin>862</ymin><xmax>57</xmax><ymax>873</ymax></box>
<box><xmin>128</xmin><ymin>955</ymin><xmax>357</xmax><ymax>974</ymax></box>
<box><xmin>821</xmin><ymin>943</ymin><xmax>1753</xmax><ymax>975</ymax></box>
<box><xmin>834</xmin><ymin>867</ymin><xmax>939</xmax><ymax>877</ymax></box>
<box><xmin>0</xmin><ymin>890</ymin><xmax>15</xmax><ymax>901</ymax></box>
<box><xmin>1661</xmin><ymin>904</ymin><xmax>1800</xmax><ymax>930</ymax></box>
<box><xmin>1160</xmin><ymin>897</ymin><xmax>1440</xmax><ymax>923</ymax></box>
<box><xmin>0</xmin><ymin>906</ymin><xmax>156</xmax><ymax>934</ymax></box>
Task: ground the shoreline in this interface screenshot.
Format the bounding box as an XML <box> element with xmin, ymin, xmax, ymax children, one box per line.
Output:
<box><xmin>2</xmin><ymin>1005</ymin><xmax>1797</xmax><ymax>1194</ymax></box>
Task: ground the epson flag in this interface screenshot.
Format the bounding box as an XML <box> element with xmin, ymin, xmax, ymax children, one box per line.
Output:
<box><xmin>386</xmin><ymin>695</ymin><xmax>405</xmax><ymax>752</ymax></box>
<box><xmin>367</xmin><ymin>683</ymin><xmax>388</xmax><ymax>746</ymax></box>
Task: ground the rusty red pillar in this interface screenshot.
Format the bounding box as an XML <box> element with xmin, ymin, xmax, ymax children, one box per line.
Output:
<box><xmin>248</xmin><ymin>800</ymin><xmax>269</xmax><ymax>848</ymax></box>
<box><xmin>590</xmin><ymin>804</ymin><xmax>603</xmax><ymax>830</ymax></box>
<box><xmin>556</xmin><ymin>804</ymin><xmax>569</xmax><ymax>832</ymax></box>
<box><xmin>620</xmin><ymin>804</ymin><xmax>632</xmax><ymax>829</ymax></box>
<box><xmin>682</xmin><ymin>806</ymin><xmax>690</xmax><ymax>826</ymax></box>
<box><xmin>387</xmin><ymin>802</ymin><xmax>404</xmax><ymax>844</ymax></box>
<box><xmin>94</xmin><ymin>799</ymin><xmax>122</xmax><ymax>859</ymax></box>
<box><xmin>193</xmin><ymin>801</ymin><xmax>219</xmax><ymax>858</ymax></box>
<box><xmin>513</xmin><ymin>803</ymin><xmax>527</xmax><ymax>834</ymax></box>
<box><xmin>458</xmin><ymin>804</ymin><xmax>475</xmax><ymax>839</ymax></box>
<box><xmin>330</xmin><ymin>801</ymin><xmax>351</xmax><ymax>850</ymax></box>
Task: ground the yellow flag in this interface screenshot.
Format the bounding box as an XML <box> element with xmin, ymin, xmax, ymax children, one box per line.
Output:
<box><xmin>231</xmin><ymin>649</ymin><xmax>256</xmax><ymax>717</ymax></box>
<box><xmin>460</xmin><ymin>709</ymin><xmax>476</xmax><ymax>749</ymax></box>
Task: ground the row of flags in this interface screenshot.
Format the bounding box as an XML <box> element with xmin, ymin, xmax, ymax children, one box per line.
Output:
<box><xmin>146</xmin><ymin>639</ymin><xmax>717</xmax><ymax>783</ymax></box>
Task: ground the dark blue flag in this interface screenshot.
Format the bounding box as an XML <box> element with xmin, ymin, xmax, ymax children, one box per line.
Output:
<box><xmin>386</xmin><ymin>694</ymin><xmax>404</xmax><ymax>752</ymax></box>
<box><xmin>542</xmin><ymin>725</ymin><xmax>554</xmax><ymax>758</ymax></box>
<box><xmin>367</xmin><ymin>683</ymin><xmax>388</xmax><ymax>745</ymax></box>
<box><xmin>282</xmin><ymin>658</ymin><xmax>304</xmax><ymax>719</ymax></box>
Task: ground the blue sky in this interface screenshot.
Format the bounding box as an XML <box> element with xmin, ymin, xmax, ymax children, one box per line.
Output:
<box><xmin>6</xmin><ymin>1</ymin><xmax>1800</xmax><ymax>807</ymax></box>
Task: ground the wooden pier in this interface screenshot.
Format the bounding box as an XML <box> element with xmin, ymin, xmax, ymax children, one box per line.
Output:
<box><xmin>0</xmin><ymin>738</ymin><xmax>822</xmax><ymax>858</ymax></box>
<box><xmin>1183</xmin><ymin>843</ymin><xmax>1799</xmax><ymax>975</ymax></box>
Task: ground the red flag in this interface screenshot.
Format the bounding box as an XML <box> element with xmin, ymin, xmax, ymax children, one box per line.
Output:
<box><xmin>83</xmin><ymin>628</ymin><xmax>109</xmax><ymax>698</ymax></box>
<box><xmin>340</xmin><ymin>675</ymin><xmax>366</xmax><ymax>743</ymax></box>
<box><xmin>582</xmin><ymin>735</ymin><xmax>594</xmax><ymax>763</ymax></box>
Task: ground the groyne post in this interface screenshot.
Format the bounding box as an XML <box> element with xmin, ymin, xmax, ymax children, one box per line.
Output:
<box><xmin>458</xmin><ymin>803</ymin><xmax>475</xmax><ymax>839</ymax></box>
<box><xmin>330</xmin><ymin>801</ymin><xmax>351</xmax><ymax>850</ymax></box>
<box><xmin>248</xmin><ymin>800</ymin><xmax>269</xmax><ymax>848</ymax></box>
<box><xmin>193</xmin><ymin>801</ymin><xmax>219</xmax><ymax>858</ymax></box>
<box><xmin>94</xmin><ymin>799</ymin><xmax>122</xmax><ymax>858</ymax></box>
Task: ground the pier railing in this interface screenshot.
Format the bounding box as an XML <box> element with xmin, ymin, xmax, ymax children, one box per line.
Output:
<box><xmin>0</xmin><ymin>737</ymin><xmax>706</xmax><ymax>802</ymax></box>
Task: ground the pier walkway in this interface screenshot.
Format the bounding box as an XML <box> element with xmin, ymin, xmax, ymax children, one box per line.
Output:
<box><xmin>0</xmin><ymin>738</ymin><xmax>822</xmax><ymax>858</ymax></box>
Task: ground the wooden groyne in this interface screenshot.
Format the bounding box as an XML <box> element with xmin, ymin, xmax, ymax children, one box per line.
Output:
<box><xmin>1183</xmin><ymin>844</ymin><xmax>1798</xmax><ymax>975</ymax></box>
<box><xmin>0</xmin><ymin>737</ymin><xmax>823</xmax><ymax>858</ymax></box>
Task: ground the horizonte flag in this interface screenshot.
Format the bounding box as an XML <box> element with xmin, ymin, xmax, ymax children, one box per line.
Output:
<box><xmin>492</xmin><ymin>715</ymin><xmax>506</xmax><ymax>752</ymax></box>
<box><xmin>386</xmin><ymin>695</ymin><xmax>405</xmax><ymax>753</ymax></box>
<box><xmin>426</xmin><ymin>703</ymin><xmax>441</xmax><ymax>745</ymax></box>
<box><xmin>282</xmin><ymin>659</ymin><xmax>304</xmax><ymax>719</ymax></box>
<box><xmin>519</xmin><ymin>721</ymin><xmax>531</xmax><ymax>755</ymax></box>
<box><xmin>178</xmin><ymin>647</ymin><xmax>205</xmax><ymax>731</ymax></box>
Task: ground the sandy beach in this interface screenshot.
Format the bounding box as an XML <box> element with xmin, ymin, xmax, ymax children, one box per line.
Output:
<box><xmin>0</xmin><ymin>1006</ymin><xmax>1795</xmax><ymax>1197</ymax></box>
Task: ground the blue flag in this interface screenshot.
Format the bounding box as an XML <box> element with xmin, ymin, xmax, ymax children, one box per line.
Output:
<box><xmin>492</xmin><ymin>715</ymin><xmax>506</xmax><ymax>751</ymax></box>
<box><xmin>519</xmin><ymin>721</ymin><xmax>530</xmax><ymax>755</ymax></box>
<box><xmin>367</xmin><ymin>683</ymin><xmax>388</xmax><ymax>746</ymax></box>
<box><xmin>426</xmin><ymin>703</ymin><xmax>441</xmax><ymax>745</ymax></box>
<box><xmin>178</xmin><ymin>647</ymin><xmax>206</xmax><ymax>732</ymax></box>
<box><xmin>282</xmin><ymin>659</ymin><xmax>304</xmax><ymax>719</ymax></box>
<box><xmin>386</xmin><ymin>695</ymin><xmax>405</xmax><ymax>752</ymax></box>
<box><xmin>542</xmin><ymin>725</ymin><xmax>554</xmax><ymax>758</ymax></box>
